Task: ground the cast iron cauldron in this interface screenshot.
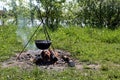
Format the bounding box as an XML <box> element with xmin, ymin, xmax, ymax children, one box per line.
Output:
<box><xmin>35</xmin><ymin>40</ymin><xmax>51</xmax><ymax>50</ymax></box>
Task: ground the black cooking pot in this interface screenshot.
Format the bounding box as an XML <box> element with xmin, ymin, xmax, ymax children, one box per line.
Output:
<box><xmin>35</xmin><ymin>40</ymin><xmax>51</xmax><ymax>50</ymax></box>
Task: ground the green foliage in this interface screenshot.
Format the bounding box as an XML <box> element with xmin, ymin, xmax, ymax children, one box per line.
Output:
<box><xmin>2</xmin><ymin>0</ymin><xmax>120</xmax><ymax>30</ymax></box>
<box><xmin>0</xmin><ymin>25</ymin><xmax>23</xmax><ymax>61</ymax></box>
<box><xmin>76</xmin><ymin>0</ymin><xmax>120</xmax><ymax>29</ymax></box>
<box><xmin>35</xmin><ymin>0</ymin><xmax>65</xmax><ymax>31</ymax></box>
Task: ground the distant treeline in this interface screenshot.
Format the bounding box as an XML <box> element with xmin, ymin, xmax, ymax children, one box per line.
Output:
<box><xmin>1</xmin><ymin>0</ymin><xmax>120</xmax><ymax>30</ymax></box>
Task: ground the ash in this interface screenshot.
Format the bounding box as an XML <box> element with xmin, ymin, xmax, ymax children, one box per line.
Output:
<box><xmin>2</xmin><ymin>49</ymin><xmax>75</xmax><ymax>71</ymax></box>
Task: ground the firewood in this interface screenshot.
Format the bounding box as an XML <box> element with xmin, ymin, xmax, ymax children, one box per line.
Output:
<box><xmin>62</xmin><ymin>55</ymin><xmax>69</xmax><ymax>63</ymax></box>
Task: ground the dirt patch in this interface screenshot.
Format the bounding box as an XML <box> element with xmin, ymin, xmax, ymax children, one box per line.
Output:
<box><xmin>1</xmin><ymin>49</ymin><xmax>100</xmax><ymax>71</ymax></box>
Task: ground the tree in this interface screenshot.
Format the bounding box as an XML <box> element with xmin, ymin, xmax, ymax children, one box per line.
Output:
<box><xmin>10</xmin><ymin>0</ymin><xmax>18</xmax><ymax>25</ymax></box>
<box><xmin>35</xmin><ymin>0</ymin><xmax>66</xmax><ymax>30</ymax></box>
<box><xmin>2</xmin><ymin>0</ymin><xmax>31</xmax><ymax>25</ymax></box>
<box><xmin>75</xmin><ymin>0</ymin><xmax>120</xmax><ymax>29</ymax></box>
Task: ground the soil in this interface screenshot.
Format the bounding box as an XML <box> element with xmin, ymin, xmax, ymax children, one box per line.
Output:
<box><xmin>1</xmin><ymin>49</ymin><xmax>100</xmax><ymax>71</ymax></box>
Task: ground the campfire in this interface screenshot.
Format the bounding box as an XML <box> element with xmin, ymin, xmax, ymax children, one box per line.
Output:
<box><xmin>17</xmin><ymin>49</ymin><xmax>75</xmax><ymax>67</ymax></box>
<box><xmin>15</xmin><ymin>23</ymin><xmax>75</xmax><ymax>69</ymax></box>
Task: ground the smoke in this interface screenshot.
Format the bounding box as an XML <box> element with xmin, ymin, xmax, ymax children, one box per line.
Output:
<box><xmin>16</xmin><ymin>17</ymin><xmax>37</xmax><ymax>50</ymax></box>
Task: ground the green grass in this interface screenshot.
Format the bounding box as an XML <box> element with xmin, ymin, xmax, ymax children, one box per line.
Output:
<box><xmin>0</xmin><ymin>66</ymin><xmax>120</xmax><ymax>80</ymax></box>
<box><xmin>0</xmin><ymin>25</ymin><xmax>120</xmax><ymax>80</ymax></box>
<box><xmin>51</xmin><ymin>27</ymin><xmax>120</xmax><ymax>64</ymax></box>
<box><xmin>0</xmin><ymin>25</ymin><xmax>23</xmax><ymax>61</ymax></box>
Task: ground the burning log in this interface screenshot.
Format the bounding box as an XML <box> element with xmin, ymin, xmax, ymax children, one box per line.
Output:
<box><xmin>29</xmin><ymin>49</ymin><xmax>58</xmax><ymax>65</ymax></box>
<box><xmin>48</xmin><ymin>49</ymin><xmax>58</xmax><ymax>63</ymax></box>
